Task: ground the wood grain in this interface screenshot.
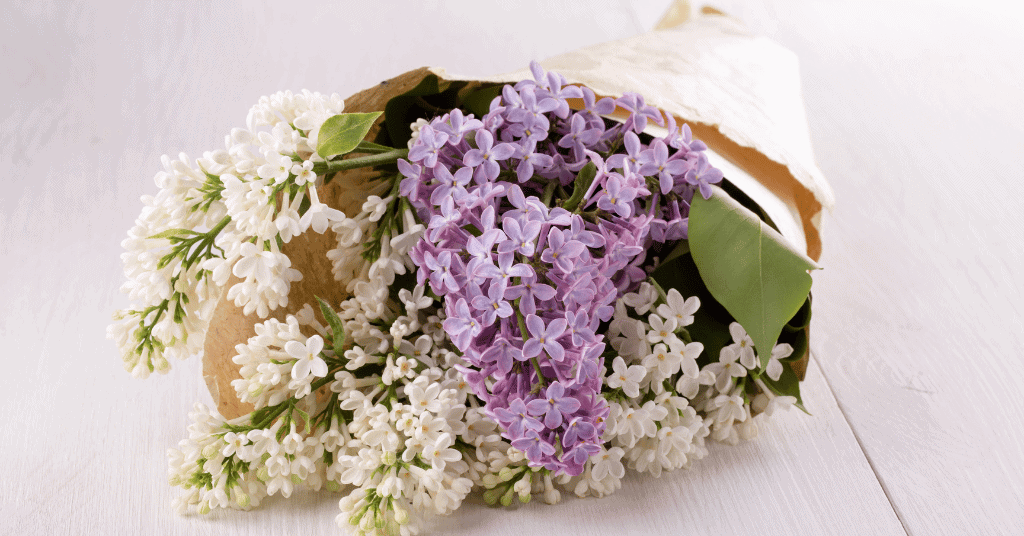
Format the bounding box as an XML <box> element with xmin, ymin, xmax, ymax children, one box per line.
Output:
<box><xmin>706</xmin><ymin>1</ymin><xmax>1024</xmax><ymax>534</ymax></box>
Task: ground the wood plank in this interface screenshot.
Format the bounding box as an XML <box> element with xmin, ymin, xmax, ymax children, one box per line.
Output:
<box><xmin>702</xmin><ymin>1</ymin><xmax>1024</xmax><ymax>534</ymax></box>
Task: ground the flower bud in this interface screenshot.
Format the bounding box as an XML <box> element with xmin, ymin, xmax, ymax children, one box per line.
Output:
<box><xmin>393</xmin><ymin>503</ymin><xmax>409</xmax><ymax>525</ymax></box>
<box><xmin>201</xmin><ymin>443</ymin><xmax>220</xmax><ymax>459</ymax></box>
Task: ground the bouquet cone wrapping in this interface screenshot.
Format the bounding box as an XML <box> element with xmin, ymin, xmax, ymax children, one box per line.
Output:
<box><xmin>204</xmin><ymin>9</ymin><xmax>833</xmax><ymax>419</ymax></box>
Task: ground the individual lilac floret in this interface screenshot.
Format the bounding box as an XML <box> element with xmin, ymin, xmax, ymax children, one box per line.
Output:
<box><xmin>463</xmin><ymin>129</ymin><xmax>515</xmax><ymax>182</ymax></box>
<box><xmin>685</xmin><ymin>152</ymin><xmax>725</xmax><ymax>199</ymax></box>
<box><xmin>407</xmin><ymin>125</ymin><xmax>448</xmax><ymax>168</ymax></box>
<box><xmin>522</xmin><ymin>314</ymin><xmax>568</xmax><ymax>362</ymax></box>
<box><xmin>597</xmin><ymin>175</ymin><xmax>638</xmax><ymax>218</ymax></box>
<box><xmin>540</xmin><ymin>227</ymin><xmax>585</xmax><ymax>273</ymax></box>
<box><xmin>639</xmin><ymin>138</ymin><xmax>689</xmax><ymax>195</ymax></box>
<box><xmin>526</xmin><ymin>382</ymin><xmax>581</xmax><ymax>429</ymax></box>
<box><xmin>493</xmin><ymin>398</ymin><xmax>544</xmax><ymax>438</ymax></box>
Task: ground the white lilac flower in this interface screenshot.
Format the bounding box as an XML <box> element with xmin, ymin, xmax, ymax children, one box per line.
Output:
<box><xmin>642</xmin><ymin>342</ymin><xmax>681</xmax><ymax>380</ymax></box>
<box><xmin>622</xmin><ymin>282</ymin><xmax>658</xmax><ymax>315</ymax></box>
<box><xmin>422</xmin><ymin>433</ymin><xmax>461</xmax><ymax>471</ymax></box>
<box><xmin>607</xmin><ymin>356</ymin><xmax>646</xmax><ymax>398</ymax></box>
<box><xmin>290</xmin><ymin>160</ymin><xmax>315</xmax><ymax>185</ymax></box>
<box><xmin>706</xmin><ymin>345</ymin><xmax>748</xmax><ymax>393</ymax></box>
<box><xmin>591</xmin><ymin>446</ymin><xmax>626</xmax><ymax>481</ymax></box>
<box><xmin>766</xmin><ymin>342</ymin><xmax>794</xmax><ymax>381</ymax></box>
<box><xmin>362</xmin><ymin>195</ymin><xmax>393</xmax><ymax>222</ymax></box>
<box><xmin>728</xmin><ymin>322</ymin><xmax>758</xmax><ymax>369</ymax></box>
<box><xmin>646</xmin><ymin>314</ymin><xmax>678</xmax><ymax>345</ymax></box>
<box><xmin>656</xmin><ymin>288</ymin><xmax>700</xmax><ymax>327</ymax></box>
<box><xmin>675</xmin><ymin>367</ymin><xmax>716</xmax><ymax>399</ymax></box>
<box><xmin>286</xmin><ymin>335</ymin><xmax>328</xmax><ymax>382</ymax></box>
<box><xmin>398</xmin><ymin>284</ymin><xmax>433</xmax><ymax>315</ymax></box>
<box><xmin>301</xmin><ymin>197</ymin><xmax>346</xmax><ymax>235</ymax></box>
<box><xmin>752</xmin><ymin>378</ymin><xmax>797</xmax><ymax>416</ymax></box>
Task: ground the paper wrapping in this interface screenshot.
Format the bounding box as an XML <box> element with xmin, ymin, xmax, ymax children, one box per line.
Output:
<box><xmin>203</xmin><ymin>6</ymin><xmax>832</xmax><ymax>419</ymax></box>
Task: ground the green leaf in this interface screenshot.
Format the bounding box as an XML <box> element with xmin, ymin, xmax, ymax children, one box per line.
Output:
<box><xmin>562</xmin><ymin>162</ymin><xmax>597</xmax><ymax>212</ymax></box>
<box><xmin>316</xmin><ymin>112</ymin><xmax>383</xmax><ymax>159</ymax></box>
<box><xmin>659</xmin><ymin>239</ymin><xmax>690</xmax><ymax>266</ymax></box>
<box><xmin>689</xmin><ymin>184</ymin><xmax>820</xmax><ymax>367</ymax></box>
<box><xmin>351</xmin><ymin>140</ymin><xmax>396</xmax><ymax>154</ymax></box>
<box><xmin>782</xmin><ymin>295</ymin><xmax>813</xmax><ymax>331</ymax></box>
<box><xmin>718</xmin><ymin>178</ymin><xmax>782</xmax><ymax>233</ymax></box>
<box><xmin>315</xmin><ymin>296</ymin><xmax>346</xmax><ymax>356</ymax></box>
<box><xmin>147</xmin><ymin>228</ymin><xmax>197</xmax><ymax>240</ymax></box>
<box><xmin>462</xmin><ymin>84</ymin><xmax>502</xmax><ymax>117</ymax></box>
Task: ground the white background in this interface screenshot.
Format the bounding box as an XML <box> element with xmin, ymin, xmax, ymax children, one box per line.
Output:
<box><xmin>2</xmin><ymin>1</ymin><xmax>1022</xmax><ymax>534</ymax></box>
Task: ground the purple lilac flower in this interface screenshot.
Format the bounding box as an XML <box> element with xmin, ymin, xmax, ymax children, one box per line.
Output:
<box><xmin>639</xmin><ymin>138</ymin><xmax>690</xmax><ymax>195</ymax></box>
<box><xmin>443</xmin><ymin>298</ymin><xmax>480</xmax><ymax>351</ymax></box>
<box><xmin>493</xmin><ymin>398</ymin><xmax>543</xmax><ymax>438</ymax></box>
<box><xmin>429</xmin><ymin>164</ymin><xmax>473</xmax><ymax>205</ymax></box>
<box><xmin>499</xmin><ymin>216</ymin><xmax>541</xmax><ymax>257</ymax></box>
<box><xmin>511</xmin><ymin>430</ymin><xmax>556</xmax><ymax>460</ymax></box>
<box><xmin>526</xmin><ymin>382</ymin><xmax>581</xmax><ymax>429</ymax></box>
<box><xmin>481</xmin><ymin>337</ymin><xmax>524</xmax><ymax>379</ymax></box>
<box><xmin>471</xmin><ymin>280</ymin><xmax>513</xmax><ymax>327</ymax></box>
<box><xmin>617</xmin><ymin>92</ymin><xmax>664</xmax><ymax>133</ymax></box>
<box><xmin>515</xmin><ymin>140</ymin><xmax>553</xmax><ymax>182</ymax></box>
<box><xmin>561</xmin><ymin>416</ymin><xmax>597</xmax><ymax>447</ymax></box>
<box><xmin>463</xmin><ymin>129</ymin><xmax>515</xmax><ymax>182</ymax></box>
<box><xmin>436</xmin><ymin>109</ymin><xmax>483</xmax><ymax>144</ymax></box>
<box><xmin>401</xmin><ymin>61</ymin><xmax>722</xmax><ymax>475</ymax></box>
<box><xmin>558</xmin><ymin>113</ymin><xmax>603</xmax><ymax>161</ymax></box>
<box><xmin>407</xmin><ymin>125</ymin><xmax>448</xmax><ymax>167</ymax></box>
<box><xmin>540</xmin><ymin>227</ymin><xmax>585</xmax><ymax>273</ymax></box>
<box><xmin>685</xmin><ymin>152</ymin><xmax>725</xmax><ymax>199</ymax></box>
<box><xmin>522</xmin><ymin>314</ymin><xmax>568</xmax><ymax>362</ymax></box>
<box><xmin>597</xmin><ymin>175</ymin><xmax>638</xmax><ymax>218</ymax></box>
<box><xmin>505</xmin><ymin>275</ymin><xmax>556</xmax><ymax>315</ymax></box>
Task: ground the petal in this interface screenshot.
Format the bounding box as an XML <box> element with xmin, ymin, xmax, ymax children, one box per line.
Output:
<box><xmin>307</xmin><ymin>335</ymin><xmax>324</xmax><ymax>355</ymax></box>
<box><xmin>526</xmin><ymin>399</ymin><xmax>548</xmax><ymax>416</ymax></box>
<box><xmin>291</xmin><ymin>359</ymin><xmax>311</xmax><ymax>381</ymax></box>
<box><xmin>310</xmin><ymin>357</ymin><xmax>329</xmax><ymax>378</ymax></box>
<box><xmin>284</xmin><ymin>340</ymin><xmax>308</xmax><ymax>359</ymax></box>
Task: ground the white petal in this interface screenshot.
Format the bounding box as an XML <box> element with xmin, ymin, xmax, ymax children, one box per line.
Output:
<box><xmin>291</xmin><ymin>358</ymin><xmax>311</xmax><ymax>381</ymax></box>
<box><xmin>284</xmin><ymin>340</ymin><xmax>307</xmax><ymax>359</ymax></box>
<box><xmin>310</xmin><ymin>357</ymin><xmax>329</xmax><ymax>378</ymax></box>
<box><xmin>307</xmin><ymin>335</ymin><xmax>324</xmax><ymax>355</ymax></box>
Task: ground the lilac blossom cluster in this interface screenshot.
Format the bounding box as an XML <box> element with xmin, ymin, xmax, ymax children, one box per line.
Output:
<box><xmin>400</xmin><ymin>62</ymin><xmax>723</xmax><ymax>475</ymax></box>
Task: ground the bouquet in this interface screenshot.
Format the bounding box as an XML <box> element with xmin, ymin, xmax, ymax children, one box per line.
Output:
<box><xmin>109</xmin><ymin>10</ymin><xmax>832</xmax><ymax>535</ymax></box>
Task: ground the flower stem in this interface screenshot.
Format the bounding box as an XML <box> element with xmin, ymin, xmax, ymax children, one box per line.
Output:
<box><xmin>315</xmin><ymin>149</ymin><xmax>409</xmax><ymax>180</ymax></box>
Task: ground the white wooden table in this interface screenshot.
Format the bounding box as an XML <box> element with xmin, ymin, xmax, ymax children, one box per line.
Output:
<box><xmin>2</xmin><ymin>1</ymin><xmax>1021</xmax><ymax>534</ymax></box>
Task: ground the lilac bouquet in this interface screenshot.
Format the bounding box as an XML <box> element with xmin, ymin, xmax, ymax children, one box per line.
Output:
<box><xmin>111</xmin><ymin>62</ymin><xmax>818</xmax><ymax>534</ymax></box>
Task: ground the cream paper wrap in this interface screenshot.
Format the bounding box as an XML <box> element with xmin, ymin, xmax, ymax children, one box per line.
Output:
<box><xmin>203</xmin><ymin>7</ymin><xmax>834</xmax><ymax>419</ymax></box>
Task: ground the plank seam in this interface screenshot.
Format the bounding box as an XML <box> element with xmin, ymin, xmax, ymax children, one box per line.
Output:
<box><xmin>811</xmin><ymin>350</ymin><xmax>912</xmax><ymax>536</ymax></box>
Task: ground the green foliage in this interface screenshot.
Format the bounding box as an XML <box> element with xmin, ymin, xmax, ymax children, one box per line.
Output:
<box><xmin>689</xmin><ymin>184</ymin><xmax>820</xmax><ymax>367</ymax></box>
<box><xmin>315</xmin><ymin>296</ymin><xmax>346</xmax><ymax>356</ymax></box>
<box><xmin>562</xmin><ymin>162</ymin><xmax>597</xmax><ymax>212</ymax></box>
<box><xmin>316</xmin><ymin>112</ymin><xmax>384</xmax><ymax>159</ymax></box>
<box><xmin>658</xmin><ymin>238</ymin><xmax>690</xmax><ymax>267</ymax></box>
<box><xmin>381</xmin><ymin>75</ymin><xmax>468</xmax><ymax>148</ymax></box>
<box><xmin>462</xmin><ymin>84</ymin><xmax>502</xmax><ymax>117</ymax></box>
